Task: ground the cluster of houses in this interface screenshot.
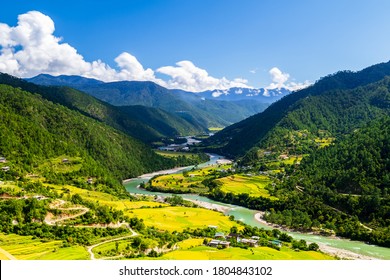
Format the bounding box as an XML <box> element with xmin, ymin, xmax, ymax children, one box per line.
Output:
<box><xmin>0</xmin><ymin>157</ymin><xmax>10</xmax><ymax>172</ymax></box>
<box><xmin>207</xmin><ymin>229</ymin><xmax>282</xmax><ymax>249</ymax></box>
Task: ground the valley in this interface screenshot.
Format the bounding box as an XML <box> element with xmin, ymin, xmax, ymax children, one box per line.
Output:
<box><xmin>1</xmin><ymin>61</ymin><xmax>390</xmax><ymax>261</ymax></box>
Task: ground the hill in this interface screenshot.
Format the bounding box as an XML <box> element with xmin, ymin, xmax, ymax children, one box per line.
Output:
<box><xmin>266</xmin><ymin>117</ymin><xmax>390</xmax><ymax>247</ymax></box>
<box><xmin>0</xmin><ymin>82</ymin><xmax>178</xmax><ymax>196</ymax></box>
<box><xmin>0</xmin><ymin>73</ymin><xmax>204</xmax><ymax>142</ymax></box>
<box><xmin>202</xmin><ymin>61</ymin><xmax>390</xmax><ymax>158</ymax></box>
<box><xmin>27</xmin><ymin>74</ymin><xmax>271</xmax><ymax>127</ymax></box>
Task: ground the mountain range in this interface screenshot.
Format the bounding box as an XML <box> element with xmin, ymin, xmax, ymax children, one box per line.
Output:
<box><xmin>27</xmin><ymin>74</ymin><xmax>290</xmax><ymax>129</ymax></box>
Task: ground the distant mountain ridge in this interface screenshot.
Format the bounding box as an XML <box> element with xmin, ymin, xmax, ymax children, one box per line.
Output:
<box><xmin>27</xmin><ymin>74</ymin><xmax>287</xmax><ymax>128</ymax></box>
<box><xmin>195</xmin><ymin>87</ymin><xmax>290</xmax><ymax>103</ymax></box>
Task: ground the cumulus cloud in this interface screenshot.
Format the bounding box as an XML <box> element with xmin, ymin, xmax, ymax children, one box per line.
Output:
<box><xmin>0</xmin><ymin>11</ymin><xmax>163</xmax><ymax>83</ymax></box>
<box><xmin>157</xmin><ymin>60</ymin><xmax>250</xmax><ymax>92</ymax></box>
<box><xmin>0</xmin><ymin>11</ymin><xmax>253</xmax><ymax>92</ymax></box>
<box><xmin>266</xmin><ymin>67</ymin><xmax>311</xmax><ymax>92</ymax></box>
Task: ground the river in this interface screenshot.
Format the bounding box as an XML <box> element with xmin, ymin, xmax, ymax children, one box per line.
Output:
<box><xmin>124</xmin><ymin>153</ymin><xmax>390</xmax><ymax>260</ymax></box>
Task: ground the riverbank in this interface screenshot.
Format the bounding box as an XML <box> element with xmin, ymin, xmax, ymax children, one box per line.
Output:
<box><xmin>185</xmin><ymin>198</ymin><xmax>231</xmax><ymax>213</ymax></box>
<box><xmin>123</xmin><ymin>166</ymin><xmax>190</xmax><ymax>183</ymax></box>
<box><xmin>254</xmin><ymin>212</ymin><xmax>378</xmax><ymax>260</ymax></box>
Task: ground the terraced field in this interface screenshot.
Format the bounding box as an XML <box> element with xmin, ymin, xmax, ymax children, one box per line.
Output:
<box><xmin>150</xmin><ymin>245</ymin><xmax>335</xmax><ymax>260</ymax></box>
<box><xmin>0</xmin><ymin>233</ymin><xmax>89</xmax><ymax>260</ymax></box>
<box><xmin>149</xmin><ymin>165</ymin><xmax>231</xmax><ymax>193</ymax></box>
<box><xmin>49</xmin><ymin>184</ymin><xmax>166</xmax><ymax>210</ymax></box>
<box><xmin>127</xmin><ymin>206</ymin><xmax>239</xmax><ymax>232</ymax></box>
<box><xmin>217</xmin><ymin>175</ymin><xmax>277</xmax><ymax>199</ymax></box>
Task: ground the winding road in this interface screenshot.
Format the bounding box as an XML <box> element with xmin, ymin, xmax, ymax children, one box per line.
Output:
<box><xmin>87</xmin><ymin>226</ymin><xmax>138</xmax><ymax>260</ymax></box>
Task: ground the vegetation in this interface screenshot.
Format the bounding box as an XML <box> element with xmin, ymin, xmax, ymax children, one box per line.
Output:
<box><xmin>263</xmin><ymin>117</ymin><xmax>390</xmax><ymax>246</ymax></box>
<box><xmin>0</xmin><ymin>73</ymin><xmax>205</xmax><ymax>142</ymax></box>
<box><xmin>216</xmin><ymin>174</ymin><xmax>276</xmax><ymax>199</ymax></box>
<box><xmin>203</xmin><ymin>61</ymin><xmax>390</xmax><ymax>158</ymax></box>
<box><xmin>27</xmin><ymin>74</ymin><xmax>269</xmax><ymax>129</ymax></box>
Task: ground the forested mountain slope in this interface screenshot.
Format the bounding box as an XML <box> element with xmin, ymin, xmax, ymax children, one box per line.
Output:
<box><xmin>268</xmin><ymin>117</ymin><xmax>390</xmax><ymax>246</ymax></box>
<box><xmin>0</xmin><ymin>73</ymin><xmax>204</xmax><ymax>142</ymax></box>
<box><xmin>203</xmin><ymin>61</ymin><xmax>390</xmax><ymax>158</ymax></box>
<box><xmin>0</xmin><ymin>83</ymin><xmax>175</xmax><ymax>196</ymax></box>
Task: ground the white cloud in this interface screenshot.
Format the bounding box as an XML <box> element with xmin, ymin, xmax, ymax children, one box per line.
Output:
<box><xmin>157</xmin><ymin>60</ymin><xmax>250</xmax><ymax>92</ymax></box>
<box><xmin>0</xmin><ymin>11</ymin><xmax>163</xmax><ymax>83</ymax></box>
<box><xmin>265</xmin><ymin>67</ymin><xmax>311</xmax><ymax>93</ymax></box>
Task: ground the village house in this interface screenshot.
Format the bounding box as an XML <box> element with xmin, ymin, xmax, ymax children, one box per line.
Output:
<box><xmin>279</xmin><ymin>154</ymin><xmax>289</xmax><ymax>160</ymax></box>
<box><xmin>62</xmin><ymin>158</ymin><xmax>69</xmax><ymax>163</ymax></box>
<box><xmin>208</xmin><ymin>239</ymin><xmax>230</xmax><ymax>248</ymax></box>
<box><xmin>1</xmin><ymin>166</ymin><xmax>10</xmax><ymax>172</ymax></box>
<box><xmin>241</xmin><ymin>238</ymin><xmax>258</xmax><ymax>247</ymax></box>
<box><xmin>0</xmin><ymin>157</ymin><xmax>6</xmax><ymax>163</ymax></box>
<box><xmin>87</xmin><ymin>177</ymin><xmax>93</xmax><ymax>184</ymax></box>
<box><xmin>227</xmin><ymin>233</ymin><xmax>241</xmax><ymax>242</ymax></box>
<box><xmin>214</xmin><ymin>232</ymin><xmax>226</xmax><ymax>239</ymax></box>
<box><xmin>269</xmin><ymin>240</ymin><xmax>283</xmax><ymax>248</ymax></box>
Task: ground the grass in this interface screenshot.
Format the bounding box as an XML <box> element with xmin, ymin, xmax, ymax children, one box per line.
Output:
<box><xmin>150</xmin><ymin>172</ymin><xmax>208</xmax><ymax>193</ymax></box>
<box><xmin>155</xmin><ymin>150</ymin><xmax>198</xmax><ymax>158</ymax></box>
<box><xmin>37</xmin><ymin>155</ymin><xmax>83</xmax><ymax>174</ymax></box>
<box><xmin>150</xmin><ymin>165</ymin><xmax>232</xmax><ymax>193</ymax></box>
<box><xmin>149</xmin><ymin>245</ymin><xmax>335</xmax><ymax>260</ymax></box>
<box><xmin>217</xmin><ymin>174</ymin><xmax>277</xmax><ymax>199</ymax></box>
<box><xmin>127</xmin><ymin>206</ymin><xmax>240</xmax><ymax>232</ymax></box>
<box><xmin>0</xmin><ymin>233</ymin><xmax>89</xmax><ymax>260</ymax></box>
<box><xmin>208</xmin><ymin>127</ymin><xmax>224</xmax><ymax>132</ymax></box>
<box><xmin>315</xmin><ymin>137</ymin><xmax>335</xmax><ymax>148</ymax></box>
<box><xmin>282</xmin><ymin>155</ymin><xmax>303</xmax><ymax>165</ymax></box>
<box><xmin>176</xmin><ymin>238</ymin><xmax>205</xmax><ymax>249</ymax></box>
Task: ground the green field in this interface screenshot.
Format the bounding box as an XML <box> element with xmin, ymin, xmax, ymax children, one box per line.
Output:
<box><xmin>0</xmin><ymin>233</ymin><xmax>89</xmax><ymax>260</ymax></box>
<box><xmin>314</xmin><ymin>137</ymin><xmax>335</xmax><ymax>148</ymax></box>
<box><xmin>155</xmin><ymin>150</ymin><xmax>198</xmax><ymax>158</ymax></box>
<box><xmin>150</xmin><ymin>172</ymin><xmax>207</xmax><ymax>193</ymax></box>
<box><xmin>50</xmin><ymin>184</ymin><xmax>166</xmax><ymax>210</ymax></box>
<box><xmin>127</xmin><ymin>206</ymin><xmax>240</xmax><ymax>232</ymax></box>
<box><xmin>208</xmin><ymin>127</ymin><xmax>224</xmax><ymax>132</ymax></box>
<box><xmin>37</xmin><ymin>155</ymin><xmax>83</xmax><ymax>174</ymax></box>
<box><xmin>145</xmin><ymin>245</ymin><xmax>335</xmax><ymax>260</ymax></box>
<box><xmin>150</xmin><ymin>165</ymin><xmax>232</xmax><ymax>193</ymax></box>
<box><xmin>217</xmin><ymin>175</ymin><xmax>276</xmax><ymax>199</ymax></box>
<box><xmin>281</xmin><ymin>155</ymin><xmax>304</xmax><ymax>165</ymax></box>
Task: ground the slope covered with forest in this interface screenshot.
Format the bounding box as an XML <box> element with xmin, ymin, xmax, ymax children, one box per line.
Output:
<box><xmin>0</xmin><ymin>83</ymin><xmax>176</xmax><ymax>196</ymax></box>
<box><xmin>203</xmin><ymin>61</ymin><xmax>390</xmax><ymax>158</ymax></box>
<box><xmin>265</xmin><ymin>117</ymin><xmax>390</xmax><ymax>246</ymax></box>
<box><xmin>0</xmin><ymin>73</ymin><xmax>204</xmax><ymax>142</ymax></box>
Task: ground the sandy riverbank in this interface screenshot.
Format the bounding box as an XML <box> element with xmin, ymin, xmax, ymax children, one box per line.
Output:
<box><xmin>254</xmin><ymin>212</ymin><xmax>378</xmax><ymax>260</ymax></box>
<box><xmin>123</xmin><ymin>166</ymin><xmax>190</xmax><ymax>183</ymax></box>
<box><xmin>185</xmin><ymin>198</ymin><xmax>231</xmax><ymax>213</ymax></box>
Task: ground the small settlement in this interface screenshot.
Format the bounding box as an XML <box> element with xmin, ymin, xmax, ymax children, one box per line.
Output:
<box><xmin>207</xmin><ymin>226</ymin><xmax>282</xmax><ymax>249</ymax></box>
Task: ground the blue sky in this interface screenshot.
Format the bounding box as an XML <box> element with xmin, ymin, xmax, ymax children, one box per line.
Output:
<box><xmin>1</xmin><ymin>0</ymin><xmax>390</xmax><ymax>91</ymax></box>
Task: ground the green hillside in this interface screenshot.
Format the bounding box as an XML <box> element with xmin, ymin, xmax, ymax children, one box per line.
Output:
<box><xmin>266</xmin><ymin>117</ymin><xmax>390</xmax><ymax>246</ymax></box>
<box><xmin>0</xmin><ymin>83</ymin><xmax>176</xmax><ymax>196</ymax></box>
<box><xmin>203</xmin><ymin>61</ymin><xmax>390</xmax><ymax>158</ymax></box>
<box><xmin>0</xmin><ymin>73</ymin><xmax>204</xmax><ymax>142</ymax></box>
